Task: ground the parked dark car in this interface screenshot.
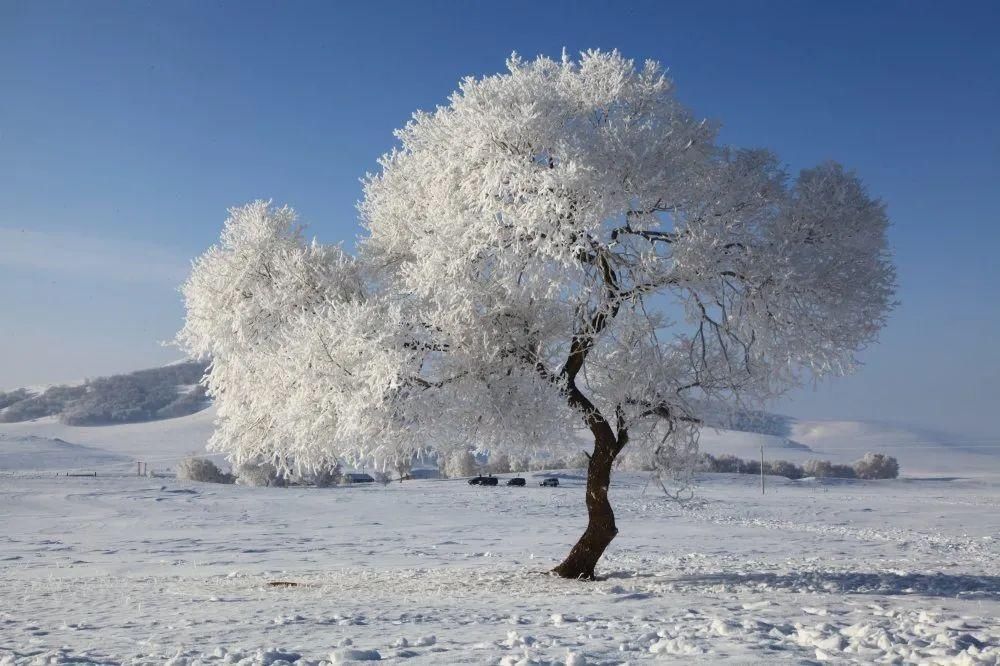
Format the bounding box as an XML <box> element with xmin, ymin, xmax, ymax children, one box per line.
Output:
<box><xmin>540</xmin><ymin>477</ymin><xmax>559</xmax><ymax>487</ymax></box>
<box><xmin>506</xmin><ymin>477</ymin><xmax>526</xmax><ymax>486</ymax></box>
<box><xmin>468</xmin><ymin>475</ymin><xmax>499</xmax><ymax>486</ymax></box>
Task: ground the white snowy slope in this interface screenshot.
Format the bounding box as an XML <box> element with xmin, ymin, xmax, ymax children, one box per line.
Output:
<box><xmin>0</xmin><ymin>412</ymin><xmax>998</xmax><ymax>664</ymax></box>
<box><xmin>0</xmin><ymin>407</ymin><xmax>218</xmax><ymax>474</ymax></box>
<box><xmin>0</xmin><ymin>434</ymin><xmax>131</xmax><ymax>472</ymax></box>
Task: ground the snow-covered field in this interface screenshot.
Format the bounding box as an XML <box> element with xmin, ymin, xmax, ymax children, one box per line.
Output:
<box><xmin>1</xmin><ymin>413</ymin><xmax>998</xmax><ymax>664</ymax></box>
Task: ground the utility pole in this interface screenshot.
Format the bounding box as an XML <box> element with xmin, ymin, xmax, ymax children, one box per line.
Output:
<box><xmin>760</xmin><ymin>445</ymin><xmax>765</xmax><ymax>495</ymax></box>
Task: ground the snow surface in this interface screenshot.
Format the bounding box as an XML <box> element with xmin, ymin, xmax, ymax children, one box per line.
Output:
<box><xmin>1</xmin><ymin>413</ymin><xmax>998</xmax><ymax>664</ymax></box>
<box><xmin>0</xmin><ymin>434</ymin><xmax>131</xmax><ymax>471</ymax></box>
<box><xmin>0</xmin><ymin>408</ymin><xmax>219</xmax><ymax>473</ymax></box>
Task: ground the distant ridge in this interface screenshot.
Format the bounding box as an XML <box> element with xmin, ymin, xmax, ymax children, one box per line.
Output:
<box><xmin>0</xmin><ymin>361</ymin><xmax>210</xmax><ymax>426</ymax></box>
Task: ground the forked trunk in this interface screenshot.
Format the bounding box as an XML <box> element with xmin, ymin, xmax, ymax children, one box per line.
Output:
<box><xmin>552</xmin><ymin>430</ymin><xmax>619</xmax><ymax>580</ymax></box>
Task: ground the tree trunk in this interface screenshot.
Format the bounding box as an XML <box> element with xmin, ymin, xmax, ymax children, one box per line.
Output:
<box><xmin>552</xmin><ymin>430</ymin><xmax>620</xmax><ymax>579</ymax></box>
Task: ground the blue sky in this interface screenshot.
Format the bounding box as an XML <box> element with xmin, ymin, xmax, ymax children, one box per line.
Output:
<box><xmin>1</xmin><ymin>1</ymin><xmax>997</xmax><ymax>438</ymax></box>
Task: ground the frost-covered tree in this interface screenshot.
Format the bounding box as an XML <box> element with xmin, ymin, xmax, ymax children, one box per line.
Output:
<box><xmin>765</xmin><ymin>459</ymin><xmax>804</xmax><ymax>480</ymax></box>
<box><xmin>393</xmin><ymin>455</ymin><xmax>414</xmax><ymax>481</ymax></box>
<box><xmin>853</xmin><ymin>452</ymin><xmax>899</xmax><ymax>479</ymax></box>
<box><xmin>486</xmin><ymin>452</ymin><xmax>512</xmax><ymax>475</ymax></box>
<box><xmin>803</xmin><ymin>459</ymin><xmax>857</xmax><ymax>479</ymax></box>
<box><xmin>442</xmin><ymin>449</ymin><xmax>478</xmax><ymax>479</ymax></box>
<box><xmin>178</xmin><ymin>51</ymin><xmax>894</xmax><ymax>579</ymax></box>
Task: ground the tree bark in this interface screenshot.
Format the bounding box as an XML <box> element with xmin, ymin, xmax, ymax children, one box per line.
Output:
<box><xmin>552</xmin><ymin>427</ymin><xmax>621</xmax><ymax>580</ymax></box>
<box><xmin>549</xmin><ymin>248</ymin><xmax>626</xmax><ymax>579</ymax></box>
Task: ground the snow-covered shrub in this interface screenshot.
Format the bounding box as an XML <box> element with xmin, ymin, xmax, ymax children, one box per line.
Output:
<box><xmin>803</xmin><ymin>459</ymin><xmax>856</xmax><ymax>479</ymax></box>
<box><xmin>176</xmin><ymin>456</ymin><xmax>234</xmax><ymax>484</ymax></box>
<box><xmin>853</xmin><ymin>452</ymin><xmax>899</xmax><ymax>479</ymax></box>
<box><xmin>236</xmin><ymin>461</ymin><xmax>286</xmax><ymax>487</ymax></box>
<box><xmin>371</xmin><ymin>470</ymin><xmax>391</xmax><ymax>485</ymax></box>
<box><xmin>442</xmin><ymin>450</ymin><xmax>477</xmax><ymax>478</ymax></box>
<box><xmin>765</xmin><ymin>459</ymin><xmax>804</xmax><ymax>479</ymax></box>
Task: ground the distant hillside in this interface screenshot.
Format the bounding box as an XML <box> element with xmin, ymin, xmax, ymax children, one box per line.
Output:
<box><xmin>0</xmin><ymin>433</ymin><xmax>132</xmax><ymax>471</ymax></box>
<box><xmin>703</xmin><ymin>409</ymin><xmax>793</xmax><ymax>438</ymax></box>
<box><xmin>0</xmin><ymin>361</ymin><xmax>210</xmax><ymax>426</ymax></box>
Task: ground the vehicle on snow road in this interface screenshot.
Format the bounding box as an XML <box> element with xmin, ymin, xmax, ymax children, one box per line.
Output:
<box><xmin>468</xmin><ymin>475</ymin><xmax>499</xmax><ymax>486</ymax></box>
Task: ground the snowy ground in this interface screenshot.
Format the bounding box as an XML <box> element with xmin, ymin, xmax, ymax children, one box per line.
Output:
<box><xmin>1</xmin><ymin>413</ymin><xmax>998</xmax><ymax>664</ymax></box>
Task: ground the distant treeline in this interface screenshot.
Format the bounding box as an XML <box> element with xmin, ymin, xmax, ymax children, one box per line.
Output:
<box><xmin>0</xmin><ymin>361</ymin><xmax>210</xmax><ymax>425</ymax></box>
<box><xmin>703</xmin><ymin>410</ymin><xmax>793</xmax><ymax>438</ymax></box>
<box><xmin>697</xmin><ymin>451</ymin><xmax>899</xmax><ymax>480</ymax></box>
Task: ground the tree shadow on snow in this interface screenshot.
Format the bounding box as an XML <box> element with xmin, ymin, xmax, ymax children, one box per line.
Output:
<box><xmin>668</xmin><ymin>571</ymin><xmax>1000</xmax><ymax>599</ymax></box>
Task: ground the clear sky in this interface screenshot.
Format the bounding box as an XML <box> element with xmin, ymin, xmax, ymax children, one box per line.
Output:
<box><xmin>2</xmin><ymin>0</ymin><xmax>998</xmax><ymax>438</ymax></box>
